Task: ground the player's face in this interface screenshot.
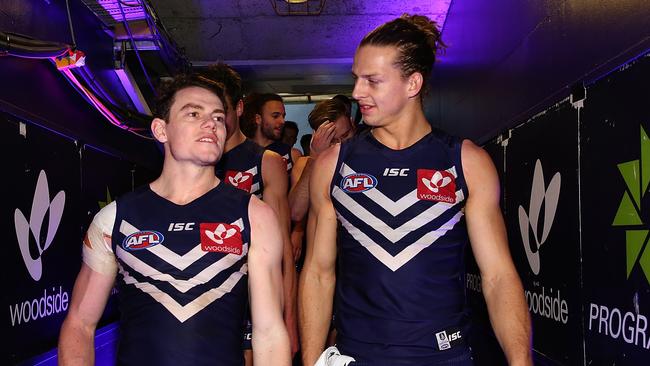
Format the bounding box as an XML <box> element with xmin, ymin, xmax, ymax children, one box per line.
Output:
<box><xmin>163</xmin><ymin>86</ymin><xmax>227</xmax><ymax>166</ymax></box>
<box><xmin>259</xmin><ymin>100</ymin><xmax>286</xmax><ymax>140</ymax></box>
<box><xmin>223</xmin><ymin>94</ymin><xmax>240</xmax><ymax>140</ymax></box>
<box><xmin>282</xmin><ymin>127</ymin><xmax>298</xmax><ymax>146</ymax></box>
<box><xmin>352</xmin><ymin>45</ymin><xmax>411</xmax><ymax>127</ymax></box>
<box><xmin>332</xmin><ymin>115</ymin><xmax>354</xmax><ymax>143</ymax></box>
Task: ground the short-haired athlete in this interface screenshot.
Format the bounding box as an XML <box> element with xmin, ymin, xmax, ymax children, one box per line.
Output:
<box><xmin>299</xmin><ymin>14</ymin><xmax>532</xmax><ymax>366</ymax></box>
<box><xmin>58</xmin><ymin>74</ymin><xmax>290</xmax><ymax>366</ymax></box>
<box><xmin>244</xmin><ymin>93</ymin><xmax>295</xmax><ymax>178</ymax></box>
<box><xmin>281</xmin><ymin>120</ymin><xmax>304</xmax><ymax>164</ymax></box>
<box><xmin>199</xmin><ymin>63</ymin><xmax>299</xmax><ymax>363</ymax></box>
<box><xmin>289</xmin><ymin>97</ymin><xmax>356</xmax><ymax>223</ymax></box>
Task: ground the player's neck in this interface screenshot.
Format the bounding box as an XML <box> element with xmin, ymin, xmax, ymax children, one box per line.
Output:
<box><xmin>253</xmin><ymin>131</ymin><xmax>274</xmax><ymax>148</ymax></box>
<box><xmin>225</xmin><ymin>129</ymin><xmax>247</xmax><ymax>152</ymax></box>
<box><xmin>151</xmin><ymin>164</ymin><xmax>219</xmax><ymax>205</ymax></box>
<box><xmin>371</xmin><ymin>107</ymin><xmax>431</xmax><ymax>150</ymax></box>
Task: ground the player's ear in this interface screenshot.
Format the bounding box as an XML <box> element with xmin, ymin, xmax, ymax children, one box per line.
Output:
<box><xmin>151</xmin><ymin>118</ymin><xmax>168</xmax><ymax>143</ymax></box>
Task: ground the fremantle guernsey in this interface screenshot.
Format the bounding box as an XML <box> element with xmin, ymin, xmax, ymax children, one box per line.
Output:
<box><xmin>331</xmin><ymin>130</ymin><xmax>472</xmax><ymax>364</ymax></box>
<box><xmin>82</xmin><ymin>183</ymin><xmax>251</xmax><ymax>366</ymax></box>
<box><xmin>265</xmin><ymin>140</ymin><xmax>293</xmax><ymax>173</ymax></box>
<box><xmin>216</xmin><ymin>139</ymin><xmax>265</xmax><ymax>198</ymax></box>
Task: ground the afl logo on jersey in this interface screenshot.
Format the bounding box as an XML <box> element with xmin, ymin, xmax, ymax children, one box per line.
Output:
<box><xmin>340</xmin><ymin>173</ymin><xmax>377</xmax><ymax>193</ymax></box>
<box><xmin>122</xmin><ymin>230</ymin><xmax>164</xmax><ymax>251</ymax></box>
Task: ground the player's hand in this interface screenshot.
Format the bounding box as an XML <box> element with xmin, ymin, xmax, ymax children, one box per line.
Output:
<box><xmin>310</xmin><ymin>121</ymin><xmax>336</xmax><ymax>160</ymax></box>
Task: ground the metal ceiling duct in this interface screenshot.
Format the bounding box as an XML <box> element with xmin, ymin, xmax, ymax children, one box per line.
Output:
<box><xmin>79</xmin><ymin>0</ymin><xmax>146</xmax><ymax>26</ymax></box>
<box><xmin>77</xmin><ymin>0</ymin><xmax>188</xmax><ymax>114</ymax></box>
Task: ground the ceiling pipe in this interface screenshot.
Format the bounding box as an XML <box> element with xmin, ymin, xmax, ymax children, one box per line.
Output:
<box><xmin>0</xmin><ymin>32</ymin><xmax>70</xmax><ymax>58</ymax></box>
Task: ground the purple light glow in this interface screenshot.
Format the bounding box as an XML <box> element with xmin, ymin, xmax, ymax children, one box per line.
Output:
<box><xmin>60</xmin><ymin>68</ymin><xmax>128</xmax><ymax>130</ymax></box>
<box><xmin>98</xmin><ymin>0</ymin><xmax>146</xmax><ymax>22</ymax></box>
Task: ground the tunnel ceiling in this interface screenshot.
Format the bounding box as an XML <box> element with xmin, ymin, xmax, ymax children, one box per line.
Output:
<box><xmin>147</xmin><ymin>0</ymin><xmax>451</xmax><ymax>95</ymax></box>
<box><xmin>6</xmin><ymin>0</ymin><xmax>647</xmax><ymax>143</ymax></box>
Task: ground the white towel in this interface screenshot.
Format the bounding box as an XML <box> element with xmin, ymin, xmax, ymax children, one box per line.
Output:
<box><xmin>314</xmin><ymin>346</ymin><xmax>356</xmax><ymax>366</ymax></box>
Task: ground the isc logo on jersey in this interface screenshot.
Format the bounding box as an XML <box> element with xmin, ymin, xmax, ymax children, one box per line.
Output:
<box><xmin>122</xmin><ymin>231</ymin><xmax>164</xmax><ymax>251</ymax></box>
<box><xmin>201</xmin><ymin>223</ymin><xmax>243</xmax><ymax>255</ymax></box>
<box><xmin>340</xmin><ymin>173</ymin><xmax>377</xmax><ymax>193</ymax></box>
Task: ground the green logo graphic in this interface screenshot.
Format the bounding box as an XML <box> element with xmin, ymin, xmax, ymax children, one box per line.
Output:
<box><xmin>612</xmin><ymin>126</ymin><xmax>650</xmax><ymax>282</ymax></box>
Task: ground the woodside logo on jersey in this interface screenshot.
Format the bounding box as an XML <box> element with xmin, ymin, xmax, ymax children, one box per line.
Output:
<box><xmin>200</xmin><ymin>223</ymin><xmax>243</xmax><ymax>255</ymax></box>
<box><xmin>417</xmin><ymin>169</ymin><xmax>456</xmax><ymax>203</ymax></box>
<box><xmin>225</xmin><ymin>170</ymin><xmax>253</xmax><ymax>193</ymax></box>
<box><xmin>340</xmin><ymin>173</ymin><xmax>378</xmax><ymax>193</ymax></box>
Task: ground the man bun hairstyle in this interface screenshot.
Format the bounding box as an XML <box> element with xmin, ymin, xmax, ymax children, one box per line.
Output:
<box><xmin>360</xmin><ymin>14</ymin><xmax>446</xmax><ymax>91</ymax></box>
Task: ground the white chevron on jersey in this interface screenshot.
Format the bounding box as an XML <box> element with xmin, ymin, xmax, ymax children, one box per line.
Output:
<box><xmin>246</xmin><ymin>166</ymin><xmax>258</xmax><ymax>176</ymax></box>
<box><xmin>338</xmin><ymin>211</ymin><xmax>463</xmax><ymax>272</ymax></box>
<box><xmin>116</xmin><ymin>243</ymin><xmax>248</xmax><ymax>293</ymax></box>
<box><xmin>332</xmin><ymin>186</ymin><xmax>464</xmax><ymax>243</ymax></box>
<box><xmin>339</xmin><ymin>163</ymin><xmax>459</xmax><ymax>217</ymax></box>
<box><xmin>244</xmin><ymin>164</ymin><xmax>261</xmax><ymax>196</ymax></box>
<box><xmin>119</xmin><ymin>218</ymin><xmax>244</xmax><ymax>271</ymax></box>
<box><xmin>119</xmin><ymin>262</ymin><xmax>248</xmax><ymax>322</ymax></box>
<box><xmin>282</xmin><ymin>153</ymin><xmax>293</xmax><ymax>170</ymax></box>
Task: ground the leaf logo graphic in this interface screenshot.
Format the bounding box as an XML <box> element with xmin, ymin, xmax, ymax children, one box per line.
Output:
<box><xmin>422</xmin><ymin>171</ymin><xmax>452</xmax><ymax>193</ymax></box>
<box><xmin>14</xmin><ymin>170</ymin><xmax>66</xmax><ymax>281</ymax></box>
<box><xmin>228</xmin><ymin>172</ymin><xmax>250</xmax><ymax>187</ymax></box>
<box><xmin>518</xmin><ymin>160</ymin><xmax>561</xmax><ymax>275</ymax></box>
<box><xmin>204</xmin><ymin>224</ymin><xmax>238</xmax><ymax>244</ymax></box>
<box><xmin>612</xmin><ymin>125</ymin><xmax>650</xmax><ymax>282</ymax></box>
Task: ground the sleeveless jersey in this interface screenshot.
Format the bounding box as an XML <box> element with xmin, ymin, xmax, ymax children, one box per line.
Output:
<box><xmin>266</xmin><ymin>141</ymin><xmax>293</xmax><ymax>174</ymax></box>
<box><xmin>82</xmin><ymin>183</ymin><xmax>251</xmax><ymax>366</ymax></box>
<box><xmin>216</xmin><ymin>139</ymin><xmax>265</xmax><ymax>198</ymax></box>
<box><xmin>331</xmin><ymin>130</ymin><xmax>471</xmax><ymax>364</ymax></box>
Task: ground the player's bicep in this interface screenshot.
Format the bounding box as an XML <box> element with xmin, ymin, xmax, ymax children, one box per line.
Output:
<box><xmin>462</xmin><ymin>140</ymin><xmax>515</xmax><ymax>278</ymax></box>
<box><xmin>262</xmin><ymin>151</ymin><xmax>289</xmax><ymax>193</ymax></box>
<box><xmin>290</xmin><ymin>156</ymin><xmax>309</xmax><ymax>188</ymax></box>
<box><xmin>248</xmin><ymin>197</ymin><xmax>285</xmax><ymax>320</ymax></box>
<box><xmin>70</xmin><ymin>202</ymin><xmax>119</xmax><ymax>327</ymax></box>
<box><xmin>262</xmin><ymin>152</ymin><xmax>289</xmax><ymax>210</ymax></box>
<box><xmin>67</xmin><ymin>263</ymin><xmax>116</xmax><ymax>329</ymax></box>
<box><xmin>305</xmin><ymin>146</ymin><xmax>339</xmax><ymax>272</ymax></box>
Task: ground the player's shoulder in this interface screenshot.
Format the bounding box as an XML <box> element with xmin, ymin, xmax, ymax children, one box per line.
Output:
<box><xmin>262</xmin><ymin>149</ymin><xmax>286</xmax><ymax>173</ymax></box>
<box><xmin>461</xmin><ymin>139</ymin><xmax>492</xmax><ymax>166</ymax></box>
<box><xmin>247</xmin><ymin>195</ymin><xmax>276</xmax><ymax>223</ymax></box>
<box><xmin>91</xmin><ymin>200</ymin><xmax>117</xmax><ymax>232</ymax></box>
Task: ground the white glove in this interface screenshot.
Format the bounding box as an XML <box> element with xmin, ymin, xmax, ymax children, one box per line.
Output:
<box><xmin>314</xmin><ymin>346</ymin><xmax>356</xmax><ymax>366</ymax></box>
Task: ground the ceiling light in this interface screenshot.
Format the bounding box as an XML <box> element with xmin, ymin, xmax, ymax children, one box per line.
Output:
<box><xmin>271</xmin><ymin>0</ymin><xmax>326</xmax><ymax>16</ymax></box>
